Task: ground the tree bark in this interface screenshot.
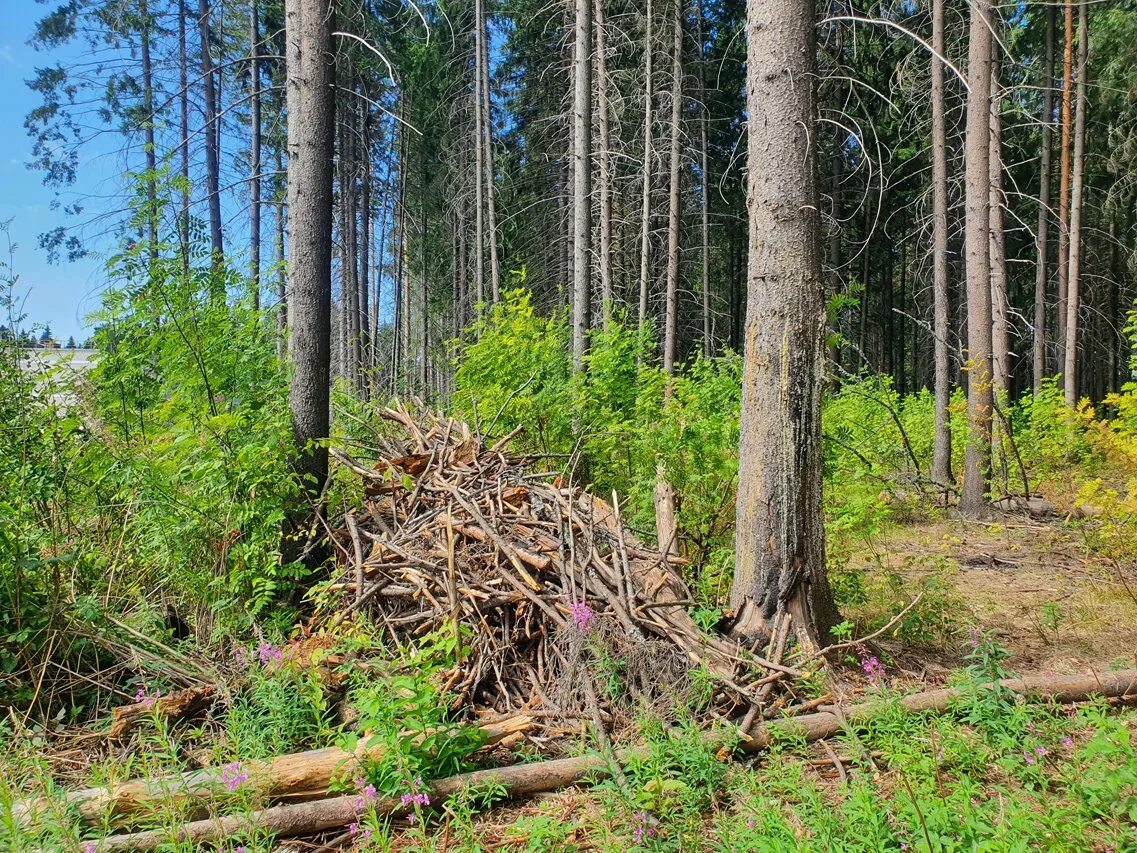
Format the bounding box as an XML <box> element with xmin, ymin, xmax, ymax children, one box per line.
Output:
<box><xmin>989</xmin><ymin>46</ymin><xmax>1009</xmax><ymax>396</ymax></box>
<box><xmin>1063</xmin><ymin>2</ymin><xmax>1087</xmax><ymax>408</ymax></box>
<box><xmin>480</xmin><ymin>5</ymin><xmax>501</xmax><ymax>303</ymax></box>
<box><xmin>1056</xmin><ymin>0</ymin><xmax>1073</xmax><ymax>363</ymax></box>
<box><xmin>571</xmin><ymin>0</ymin><xmax>593</xmax><ymax>373</ymax></box>
<box><xmin>473</xmin><ymin>0</ymin><xmax>487</xmax><ymax>310</ymax></box>
<box><xmin>178</xmin><ymin>0</ymin><xmax>190</xmax><ymax>259</ymax></box>
<box><xmin>662</xmin><ymin>0</ymin><xmax>683</xmax><ymax>374</ymax></box>
<box><xmin>930</xmin><ymin>0</ymin><xmax>953</xmax><ymax>486</ymax></box>
<box><xmin>1033</xmin><ymin>6</ymin><xmax>1055</xmax><ymax>393</ymax></box>
<box><xmin>595</xmin><ymin>0</ymin><xmax>614</xmax><ymax>324</ymax></box>
<box><xmin>249</xmin><ymin>0</ymin><xmax>262</xmax><ymax>305</ymax></box>
<box><xmin>199</xmin><ymin>0</ymin><xmax>225</xmax><ymax>271</ymax></box>
<box><xmin>638</xmin><ymin>0</ymin><xmax>655</xmax><ymax>328</ymax></box>
<box><xmin>732</xmin><ymin>0</ymin><xmax>838</xmax><ymax>647</ymax></box>
<box><xmin>697</xmin><ymin>0</ymin><xmax>712</xmax><ymax>357</ymax></box>
<box><xmin>959</xmin><ymin>0</ymin><xmax>994</xmax><ymax>518</ymax></box>
<box><xmin>138</xmin><ymin>0</ymin><xmax>158</xmax><ymax>260</ymax></box>
<box><xmin>285</xmin><ymin>0</ymin><xmax>335</xmax><ymax>505</ymax></box>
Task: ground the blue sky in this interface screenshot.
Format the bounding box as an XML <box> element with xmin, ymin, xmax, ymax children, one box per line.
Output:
<box><xmin>0</xmin><ymin>2</ymin><xmax>120</xmax><ymax>343</ymax></box>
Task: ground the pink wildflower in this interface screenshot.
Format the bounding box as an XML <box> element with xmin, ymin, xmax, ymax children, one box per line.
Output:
<box><xmin>232</xmin><ymin>645</ymin><xmax>248</xmax><ymax>667</ymax></box>
<box><xmin>83</xmin><ymin>843</ymin><xmax>97</xmax><ymax>853</ymax></box>
<box><xmin>348</xmin><ymin>822</ymin><xmax>359</xmax><ymax>835</ymax></box>
<box><xmin>631</xmin><ymin>810</ymin><xmax>654</xmax><ymax>844</ymax></box>
<box><xmin>860</xmin><ymin>654</ymin><xmax>885</xmax><ymax>685</ymax></box>
<box><xmin>220</xmin><ymin>761</ymin><xmax>248</xmax><ymax>791</ymax></box>
<box><xmin>1063</xmin><ymin>736</ymin><xmax>1074</xmax><ymax>747</ymax></box>
<box><xmin>569</xmin><ymin>600</ymin><xmax>596</xmax><ymax>633</ymax></box>
<box><xmin>133</xmin><ymin>687</ymin><xmax>161</xmax><ymax>706</ymax></box>
<box><xmin>256</xmin><ymin>642</ymin><xmax>283</xmax><ymax>666</ymax></box>
<box><xmin>399</xmin><ymin>775</ymin><xmax>430</xmax><ymax>808</ymax></box>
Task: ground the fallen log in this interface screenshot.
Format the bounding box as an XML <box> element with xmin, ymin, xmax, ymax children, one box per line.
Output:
<box><xmin>18</xmin><ymin>715</ymin><xmax>532</xmax><ymax>827</ymax></box>
<box><xmin>88</xmin><ymin>669</ymin><xmax>1136</xmax><ymax>851</ymax></box>
<box><xmin>107</xmin><ymin>686</ymin><xmax>216</xmax><ymax>740</ymax></box>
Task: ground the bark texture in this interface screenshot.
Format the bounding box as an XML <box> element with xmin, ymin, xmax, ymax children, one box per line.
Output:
<box><xmin>1033</xmin><ymin>6</ymin><xmax>1055</xmax><ymax>392</ymax></box>
<box><xmin>1063</xmin><ymin>2</ymin><xmax>1087</xmax><ymax>408</ymax></box>
<box><xmin>732</xmin><ymin>0</ymin><xmax>838</xmax><ymax>646</ymax></box>
<box><xmin>930</xmin><ymin>0</ymin><xmax>952</xmax><ymax>485</ymax></box>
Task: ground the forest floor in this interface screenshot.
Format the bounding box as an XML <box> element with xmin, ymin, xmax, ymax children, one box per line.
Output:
<box><xmin>844</xmin><ymin>510</ymin><xmax>1137</xmax><ymax>676</ymax></box>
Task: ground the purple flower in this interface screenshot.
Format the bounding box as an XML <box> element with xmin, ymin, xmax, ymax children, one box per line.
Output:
<box><xmin>861</xmin><ymin>654</ymin><xmax>885</xmax><ymax>685</ymax></box>
<box><xmin>399</xmin><ymin>775</ymin><xmax>430</xmax><ymax>808</ymax></box>
<box><xmin>82</xmin><ymin>843</ymin><xmax>97</xmax><ymax>853</ymax></box>
<box><xmin>569</xmin><ymin>600</ymin><xmax>596</xmax><ymax>633</ymax></box>
<box><xmin>1023</xmin><ymin>751</ymin><xmax>1036</xmax><ymax>766</ymax></box>
<box><xmin>632</xmin><ymin>810</ymin><xmax>655</xmax><ymax>844</ymax></box>
<box><xmin>967</xmin><ymin>625</ymin><xmax>982</xmax><ymax>650</ymax></box>
<box><xmin>1063</xmin><ymin>736</ymin><xmax>1074</xmax><ymax>747</ymax></box>
<box><xmin>1034</xmin><ymin>745</ymin><xmax>1048</xmax><ymax>757</ymax></box>
<box><xmin>133</xmin><ymin>687</ymin><xmax>161</xmax><ymax>706</ymax></box>
<box><xmin>220</xmin><ymin>761</ymin><xmax>249</xmax><ymax>791</ymax></box>
<box><xmin>256</xmin><ymin>642</ymin><xmax>283</xmax><ymax>666</ymax></box>
<box><xmin>349</xmin><ymin>822</ymin><xmax>359</xmax><ymax>835</ymax></box>
<box><xmin>232</xmin><ymin>645</ymin><xmax>248</xmax><ymax>667</ymax></box>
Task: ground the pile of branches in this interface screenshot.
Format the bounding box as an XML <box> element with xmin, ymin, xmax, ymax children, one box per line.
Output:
<box><xmin>320</xmin><ymin>404</ymin><xmax>800</xmax><ymax>722</ymax></box>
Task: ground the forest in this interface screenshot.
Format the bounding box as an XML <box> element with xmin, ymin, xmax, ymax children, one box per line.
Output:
<box><xmin>2</xmin><ymin>0</ymin><xmax>1137</xmax><ymax>848</ymax></box>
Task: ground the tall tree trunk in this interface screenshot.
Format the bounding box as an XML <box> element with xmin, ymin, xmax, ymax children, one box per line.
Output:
<box><xmin>139</xmin><ymin>0</ymin><xmax>158</xmax><ymax>260</ymax></box>
<box><xmin>249</xmin><ymin>0</ymin><xmax>262</xmax><ymax>305</ymax></box>
<box><xmin>276</xmin><ymin>143</ymin><xmax>287</xmax><ymax>355</ymax></box>
<box><xmin>959</xmin><ymin>0</ymin><xmax>994</xmax><ymax>518</ymax></box>
<box><xmin>480</xmin><ymin>5</ymin><xmax>501</xmax><ymax>303</ymax></box>
<box><xmin>989</xmin><ymin>46</ymin><xmax>1009</xmax><ymax>396</ymax></box>
<box><xmin>359</xmin><ymin>95</ymin><xmax>372</xmax><ymax>390</ymax></box>
<box><xmin>595</xmin><ymin>0</ymin><xmax>614</xmax><ymax>324</ymax></box>
<box><xmin>1056</xmin><ymin>0</ymin><xmax>1073</xmax><ymax>362</ymax></box>
<box><xmin>732</xmin><ymin>0</ymin><xmax>838</xmax><ymax>646</ymax></box>
<box><xmin>200</xmin><ymin>0</ymin><xmax>225</xmax><ymax>271</ymax></box>
<box><xmin>179</xmin><ymin>0</ymin><xmax>191</xmax><ymax>259</ymax></box>
<box><xmin>662</xmin><ymin>0</ymin><xmax>683</xmax><ymax>374</ymax></box>
<box><xmin>1033</xmin><ymin>5</ymin><xmax>1055</xmax><ymax>392</ymax></box>
<box><xmin>571</xmin><ymin>0</ymin><xmax>593</xmax><ymax>373</ymax></box>
<box><xmin>285</xmin><ymin>0</ymin><xmax>335</xmax><ymax>508</ymax></box>
<box><xmin>930</xmin><ymin>0</ymin><xmax>953</xmax><ymax>485</ymax></box>
<box><xmin>473</xmin><ymin>0</ymin><xmax>486</xmax><ymax>310</ymax></box>
<box><xmin>638</xmin><ymin>0</ymin><xmax>655</xmax><ymax>328</ymax></box>
<box><xmin>1063</xmin><ymin>2</ymin><xmax>1088</xmax><ymax>408</ymax></box>
<box><xmin>697</xmin><ymin>0</ymin><xmax>711</xmax><ymax>357</ymax></box>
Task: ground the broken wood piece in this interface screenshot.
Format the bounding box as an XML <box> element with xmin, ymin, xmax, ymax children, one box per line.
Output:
<box><xmin>107</xmin><ymin>685</ymin><xmax>216</xmax><ymax>740</ymax></box>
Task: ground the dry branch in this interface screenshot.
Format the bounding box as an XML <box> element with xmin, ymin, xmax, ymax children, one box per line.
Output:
<box><xmin>89</xmin><ymin>669</ymin><xmax>1137</xmax><ymax>851</ymax></box>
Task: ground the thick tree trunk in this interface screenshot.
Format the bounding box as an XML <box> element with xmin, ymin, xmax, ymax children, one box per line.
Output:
<box><xmin>199</xmin><ymin>0</ymin><xmax>225</xmax><ymax>271</ymax></box>
<box><xmin>930</xmin><ymin>0</ymin><xmax>953</xmax><ymax>486</ymax></box>
<box><xmin>732</xmin><ymin>0</ymin><xmax>838</xmax><ymax>647</ymax></box>
<box><xmin>959</xmin><ymin>0</ymin><xmax>994</xmax><ymax>518</ymax></box>
<box><xmin>1063</xmin><ymin>2</ymin><xmax>1087</xmax><ymax>408</ymax></box>
<box><xmin>249</xmin><ymin>0</ymin><xmax>262</xmax><ymax>305</ymax></box>
<box><xmin>1033</xmin><ymin>6</ymin><xmax>1055</xmax><ymax>393</ymax></box>
<box><xmin>571</xmin><ymin>0</ymin><xmax>593</xmax><ymax>373</ymax></box>
<box><xmin>662</xmin><ymin>0</ymin><xmax>683</xmax><ymax>374</ymax></box>
<box><xmin>638</xmin><ymin>0</ymin><xmax>654</xmax><ymax>328</ymax></box>
<box><xmin>1056</xmin><ymin>0</ymin><xmax>1073</xmax><ymax>363</ymax></box>
<box><xmin>285</xmin><ymin>0</ymin><xmax>335</xmax><ymax>503</ymax></box>
<box><xmin>989</xmin><ymin>47</ymin><xmax>1009</xmax><ymax>397</ymax></box>
<box><xmin>595</xmin><ymin>0</ymin><xmax>614</xmax><ymax>324</ymax></box>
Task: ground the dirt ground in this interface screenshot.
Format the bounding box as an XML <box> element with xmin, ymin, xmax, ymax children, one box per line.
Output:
<box><xmin>846</xmin><ymin>509</ymin><xmax>1137</xmax><ymax>675</ymax></box>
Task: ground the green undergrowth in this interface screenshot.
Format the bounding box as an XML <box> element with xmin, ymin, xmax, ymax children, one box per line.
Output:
<box><xmin>2</xmin><ymin>634</ymin><xmax>1135</xmax><ymax>851</ymax></box>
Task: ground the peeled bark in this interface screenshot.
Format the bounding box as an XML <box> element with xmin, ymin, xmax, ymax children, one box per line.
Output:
<box><xmin>1063</xmin><ymin>2</ymin><xmax>1087</xmax><ymax>408</ymax></box>
<box><xmin>732</xmin><ymin>0</ymin><xmax>838</xmax><ymax>646</ymax></box>
<box><xmin>662</xmin><ymin>0</ymin><xmax>683</xmax><ymax>374</ymax></box>
<box><xmin>285</xmin><ymin>0</ymin><xmax>335</xmax><ymax>502</ymax></box>
<box><xmin>959</xmin><ymin>0</ymin><xmax>994</xmax><ymax>518</ymax></box>
<box><xmin>571</xmin><ymin>0</ymin><xmax>594</xmax><ymax>373</ymax></box>
<box><xmin>930</xmin><ymin>0</ymin><xmax>952</xmax><ymax>486</ymax></box>
<box><xmin>1033</xmin><ymin>6</ymin><xmax>1055</xmax><ymax>392</ymax></box>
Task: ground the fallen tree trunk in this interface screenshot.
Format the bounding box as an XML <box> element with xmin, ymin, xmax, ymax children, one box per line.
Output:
<box><xmin>107</xmin><ymin>686</ymin><xmax>216</xmax><ymax>740</ymax></box>
<box><xmin>19</xmin><ymin>715</ymin><xmax>532</xmax><ymax>827</ymax></box>
<box><xmin>89</xmin><ymin>669</ymin><xmax>1136</xmax><ymax>851</ymax></box>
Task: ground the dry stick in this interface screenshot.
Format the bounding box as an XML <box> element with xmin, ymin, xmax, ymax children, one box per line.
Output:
<box><xmin>739</xmin><ymin>613</ymin><xmax>789</xmax><ymax>733</ymax></box>
<box><xmin>344</xmin><ymin>512</ymin><xmax>365</xmax><ymax>606</ymax></box>
<box><xmin>808</xmin><ymin>593</ymin><xmax>925</xmax><ymax>662</ymax></box>
<box><xmin>92</xmin><ymin>670</ymin><xmax>1137</xmax><ymax>850</ymax></box>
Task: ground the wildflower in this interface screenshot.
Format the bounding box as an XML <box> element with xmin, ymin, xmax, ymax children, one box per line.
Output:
<box><xmin>1063</xmin><ymin>736</ymin><xmax>1074</xmax><ymax>747</ymax></box>
<box><xmin>220</xmin><ymin>761</ymin><xmax>249</xmax><ymax>791</ymax></box>
<box><xmin>631</xmin><ymin>810</ymin><xmax>655</xmax><ymax>844</ymax></box>
<box><xmin>82</xmin><ymin>843</ymin><xmax>98</xmax><ymax>853</ymax></box>
<box><xmin>232</xmin><ymin>645</ymin><xmax>248</xmax><ymax>668</ymax></box>
<box><xmin>399</xmin><ymin>775</ymin><xmax>430</xmax><ymax>808</ymax></box>
<box><xmin>1034</xmin><ymin>745</ymin><xmax>1047</xmax><ymax>757</ymax></box>
<box><xmin>256</xmin><ymin>642</ymin><xmax>283</xmax><ymax>666</ymax></box>
<box><xmin>569</xmin><ymin>600</ymin><xmax>596</xmax><ymax>633</ymax></box>
<box><xmin>860</xmin><ymin>654</ymin><xmax>885</xmax><ymax>685</ymax></box>
<box><xmin>1023</xmin><ymin>751</ymin><xmax>1036</xmax><ymax>766</ymax></box>
<box><xmin>349</xmin><ymin>822</ymin><xmax>359</xmax><ymax>835</ymax></box>
<box><xmin>747</xmin><ymin>818</ymin><xmax>756</xmax><ymax>829</ymax></box>
<box><xmin>133</xmin><ymin>687</ymin><xmax>161</xmax><ymax>706</ymax></box>
<box><xmin>967</xmin><ymin>625</ymin><xmax>982</xmax><ymax>650</ymax></box>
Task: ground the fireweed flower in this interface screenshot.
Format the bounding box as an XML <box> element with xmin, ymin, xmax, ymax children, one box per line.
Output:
<box><xmin>400</xmin><ymin>775</ymin><xmax>431</xmax><ymax>808</ymax></box>
<box><xmin>133</xmin><ymin>687</ymin><xmax>161</xmax><ymax>706</ymax></box>
<box><xmin>82</xmin><ymin>843</ymin><xmax>97</xmax><ymax>853</ymax></box>
<box><xmin>256</xmin><ymin>642</ymin><xmax>283</xmax><ymax>666</ymax></box>
<box><xmin>967</xmin><ymin>625</ymin><xmax>982</xmax><ymax>650</ymax></box>
<box><xmin>569</xmin><ymin>600</ymin><xmax>596</xmax><ymax>633</ymax></box>
<box><xmin>354</xmin><ymin>778</ymin><xmax>379</xmax><ymax>811</ymax></box>
<box><xmin>631</xmin><ymin>810</ymin><xmax>655</xmax><ymax>844</ymax></box>
<box><xmin>1063</xmin><ymin>736</ymin><xmax>1074</xmax><ymax>747</ymax></box>
<box><xmin>220</xmin><ymin>761</ymin><xmax>249</xmax><ymax>791</ymax></box>
<box><xmin>860</xmin><ymin>654</ymin><xmax>885</xmax><ymax>685</ymax></box>
<box><xmin>232</xmin><ymin>645</ymin><xmax>249</xmax><ymax>668</ymax></box>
